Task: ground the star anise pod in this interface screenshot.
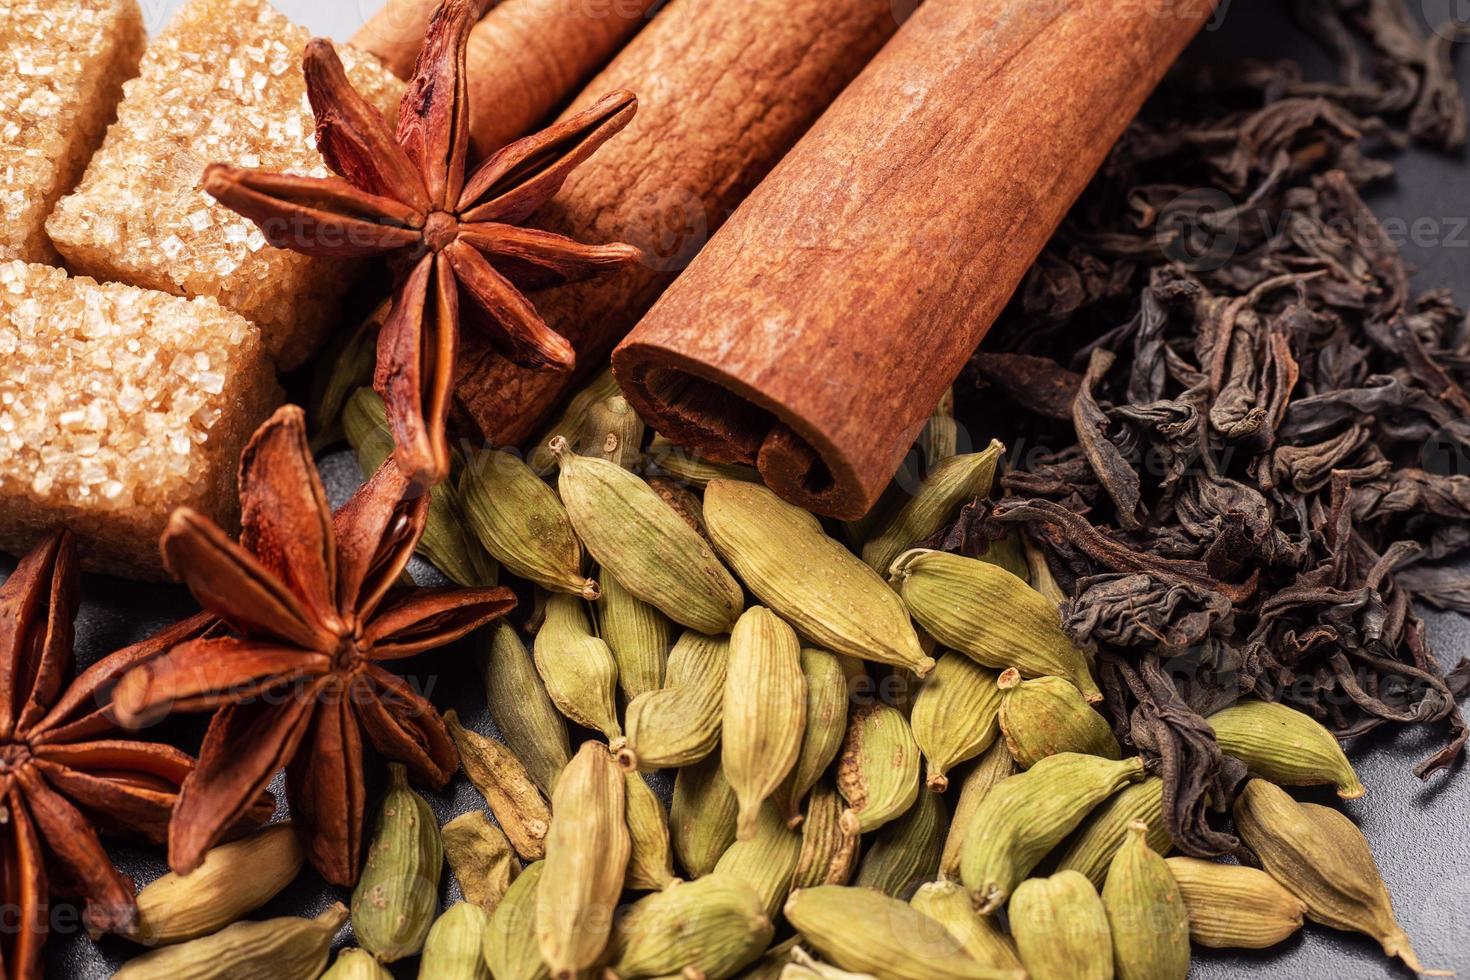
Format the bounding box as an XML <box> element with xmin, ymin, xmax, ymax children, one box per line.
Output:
<box><xmin>111</xmin><ymin>405</ymin><xmax>516</xmax><ymax>886</ymax></box>
<box><xmin>203</xmin><ymin>0</ymin><xmax>641</xmax><ymax>486</ymax></box>
<box><xmin>0</xmin><ymin>532</ymin><xmax>271</xmax><ymax>978</ymax></box>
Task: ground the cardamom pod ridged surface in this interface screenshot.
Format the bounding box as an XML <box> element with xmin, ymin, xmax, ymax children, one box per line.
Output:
<box><xmin>1009</xmin><ymin>871</ymin><xmax>1114</xmax><ymax>980</ymax></box>
<box><xmin>619</xmin><ymin>630</ymin><xmax>729</xmax><ymax>771</ymax></box>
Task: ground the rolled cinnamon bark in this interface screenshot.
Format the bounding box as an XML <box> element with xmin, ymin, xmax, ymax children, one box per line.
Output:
<box><xmin>353</xmin><ymin>0</ymin><xmax>476</xmax><ymax>78</ymax></box>
<box><xmin>451</xmin><ymin>0</ymin><xmax>906</xmax><ymax>447</ymax></box>
<box><xmin>614</xmin><ymin>0</ymin><xmax>1220</xmax><ymax>520</ymax></box>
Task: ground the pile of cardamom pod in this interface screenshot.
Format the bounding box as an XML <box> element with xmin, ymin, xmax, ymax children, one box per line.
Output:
<box><xmin>113</xmin><ymin>369</ymin><xmax>1436</xmax><ymax>979</ymax></box>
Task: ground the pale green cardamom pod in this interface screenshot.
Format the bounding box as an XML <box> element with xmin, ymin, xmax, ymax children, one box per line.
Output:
<box><xmin>445</xmin><ymin>711</ymin><xmax>552</xmax><ymax>862</ymax></box>
<box><xmin>1164</xmin><ymin>857</ymin><xmax>1306</xmax><ymax>950</ymax></box>
<box><xmin>912</xmin><ymin>654</ymin><xmax>1003</xmax><ymax>792</ymax></box>
<box><xmin>130</xmin><ymin>822</ymin><xmax>303</xmax><ymax>945</ymax></box>
<box><xmin>528</xmin><ymin>366</ymin><xmax>621</xmax><ymax>474</ymax></box>
<box><xmin>714</xmin><ymin>802</ymin><xmax>803</xmax><ymax>918</ymax></box>
<box><xmin>647</xmin><ymin>476</ymin><xmax>708</xmax><ymax>538</ymax></box>
<box><xmin>533</xmin><ymin>592</ymin><xmax>622</xmax><ymax>741</ymax></box>
<box><xmin>537</xmin><ymin>742</ymin><xmax>631</xmax><ymax>978</ymax></box>
<box><xmin>997</xmin><ymin>668</ymin><xmax>1120</xmax><ymax>768</ymax></box>
<box><xmin>578</xmin><ymin>392</ymin><xmax>645</xmax><ymax>470</ymax></box>
<box><xmin>862</xmin><ymin>440</ymin><xmax>1004</xmax><ymax>573</ymax></box>
<box><xmin>671</xmin><ymin>750</ymin><xmax>740</xmax><ymax>878</ymax></box>
<box><xmin>441</xmin><ymin>811</ymin><xmax>520</xmax><ymax>912</ymax></box>
<box><xmin>792</xmin><ymin>781</ymin><xmax>860</xmax><ymax>890</ymax></box>
<box><xmin>960</xmin><ymin>752</ymin><xmax>1145</xmax><ymax>913</ymax></box>
<box><xmin>1234</xmin><ymin>779</ymin><xmax>1435</xmax><ymax>974</ymax></box>
<box><xmin>608</xmin><ymin>875</ymin><xmax>774</xmax><ymax>980</ymax></box>
<box><xmin>459</xmin><ymin>447</ymin><xmax>595</xmax><ymax>598</ymax></box>
<box><xmin>1021</xmin><ymin>531</ymin><xmax>1069</xmax><ymax>605</ymax></box>
<box><xmin>308</xmin><ymin>303</ymin><xmax>381</xmax><ymax>451</ymax></box>
<box><xmin>1103</xmin><ymin>822</ymin><xmax>1190</xmax><ymax>980</ymax></box>
<box><xmin>624</xmin><ymin>771</ymin><xmax>677</xmax><ymax>891</ymax></box>
<box><xmin>772</xmin><ymin>648</ymin><xmax>850</xmax><ymax>824</ymax></box>
<box><xmin>855</xmin><ymin>783</ymin><xmax>948</xmax><ymax>899</ymax></box>
<box><xmin>555</xmin><ymin>438</ymin><xmax>745</xmax><ymax>633</ymax></box>
<box><xmin>724</xmin><ymin>606</ymin><xmax>807</xmax><ymax>840</ymax></box>
<box><xmin>596</xmin><ymin>568</ymin><xmax>672</xmax><ymax>701</ymax></box>
<box><xmin>978</xmin><ymin>530</ymin><xmax>1030</xmax><ymax>583</ymax></box>
<box><xmin>648</xmin><ymin>433</ymin><xmax>761</xmax><ymax>486</ymax></box>
<box><xmin>704</xmin><ymin>479</ymin><xmax>934</xmax><ymax>677</ymax></box>
<box><xmin>113</xmin><ymin>904</ymin><xmax>348</xmax><ymax>980</ymax></box>
<box><xmin>483</xmin><ymin>861</ymin><xmax>550</xmax><ymax>980</ymax></box>
<box><xmin>911</xmin><ymin>880</ymin><xmax>1023</xmax><ymax>971</ymax></box>
<box><xmin>418</xmin><ymin>901</ymin><xmax>491</xmax><ymax>980</ymax></box>
<box><xmin>785</xmin><ymin>886</ymin><xmax>1024</xmax><ymax>980</ymax></box>
<box><xmin>1053</xmin><ymin>777</ymin><xmax>1170</xmax><ymax>889</ymax></box>
<box><xmin>320</xmin><ymin>947</ymin><xmax>392</xmax><ymax>980</ymax></box>
<box><xmin>919</xmin><ymin>385</ymin><xmax>959</xmax><ymax>471</ymax></box>
<box><xmin>478</xmin><ymin>623</ymin><xmax>570</xmax><ymax>797</ymax></box>
<box><xmin>835</xmin><ymin>702</ymin><xmax>920</xmax><ymax>836</ymax></box>
<box><xmin>891</xmin><ymin>549</ymin><xmax>1098</xmax><ymax>699</ymax></box>
<box><xmin>733</xmin><ymin>937</ymin><xmax>803</xmax><ymax>980</ymax></box>
<box><xmin>343</xmin><ymin>388</ymin><xmax>498</xmax><ymax>587</ymax></box>
<box><xmin>1009</xmin><ymin>871</ymin><xmax>1114</xmax><ymax>980</ymax></box>
<box><xmin>939</xmin><ymin>740</ymin><xmax>1017</xmax><ymax>881</ymax></box>
<box><xmin>1207</xmin><ymin>700</ymin><xmax>1364</xmax><ymax>799</ymax></box>
<box><xmin>351</xmin><ymin>764</ymin><xmax>443</xmax><ymax>962</ymax></box>
<box><xmin>619</xmin><ymin>631</ymin><xmax>729</xmax><ymax>771</ymax></box>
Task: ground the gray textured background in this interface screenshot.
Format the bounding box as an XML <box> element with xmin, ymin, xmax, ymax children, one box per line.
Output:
<box><xmin>13</xmin><ymin>0</ymin><xmax>1470</xmax><ymax>976</ymax></box>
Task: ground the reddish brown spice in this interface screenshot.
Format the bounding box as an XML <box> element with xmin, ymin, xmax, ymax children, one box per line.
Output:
<box><xmin>111</xmin><ymin>406</ymin><xmax>516</xmax><ymax>886</ymax></box>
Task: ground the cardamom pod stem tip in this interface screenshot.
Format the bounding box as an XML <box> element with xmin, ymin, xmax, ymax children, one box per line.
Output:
<box><xmin>926</xmin><ymin>769</ymin><xmax>950</xmax><ymax>793</ymax></box>
<box><xmin>886</xmin><ymin>547</ymin><xmax>932</xmax><ymax>583</ymax></box>
<box><xmin>997</xmin><ymin>668</ymin><xmax>1021</xmax><ymax>691</ymax></box>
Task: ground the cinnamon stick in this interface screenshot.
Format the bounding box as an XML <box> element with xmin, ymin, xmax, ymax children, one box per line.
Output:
<box><xmin>353</xmin><ymin>0</ymin><xmax>478</xmax><ymax>78</ymax></box>
<box><xmin>614</xmin><ymin>0</ymin><xmax>1220</xmax><ymax>520</ymax></box>
<box><xmin>451</xmin><ymin>0</ymin><xmax>906</xmax><ymax>447</ymax></box>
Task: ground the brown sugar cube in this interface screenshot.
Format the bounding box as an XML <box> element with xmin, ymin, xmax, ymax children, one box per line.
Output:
<box><xmin>47</xmin><ymin>0</ymin><xmax>403</xmax><ymax>370</ymax></box>
<box><xmin>0</xmin><ymin>261</ymin><xmax>283</xmax><ymax>580</ymax></box>
<box><xmin>0</xmin><ymin>0</ymin><xmax>145</xmax><ymax>264</ymax></box>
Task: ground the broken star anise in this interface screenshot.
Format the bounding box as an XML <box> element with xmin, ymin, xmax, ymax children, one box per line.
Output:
<box><xmin>111</xmin><ymin>405</ymin><xmax>516</xmax><ymax>886</ymax></box>
<box><xmin>203</xmin><ymin>0</ymin><xmax>642</xmax><ymax>486</ymax></box>
<box><xmin>0</xmin><ymin>531</ymin><xmax>271</xmax><ymax>979</ymax></box>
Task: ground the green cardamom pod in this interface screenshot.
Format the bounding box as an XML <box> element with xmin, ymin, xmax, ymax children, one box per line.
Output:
<box><xmin>1103</xmin><ymin>822</ymin><xmax>1190</xmax><ymax>980</ymax></box>
<box><xmin>891</xmin><ymin>549</ymin><xmax>1098</xmax><ymax>699</ymax></box>
<box><xmin>309</xmin><ymin>303</ymin><xmax>381</xmax><ymax>450</ymax></box>
<box><xmin>862</xmin><ymin>441</ymin><xmax>1004</xmax><ymax>574</ymax></box>
<box><xmin>979</xmin><ymin>531</ymin><xmax>1030</xmax><ymax>583</ymax></box>
<box><xmin>555</xmin><ymin>438</ymin><xmax>745</xmax><ymax>633</ymax></box>
<box><xmin>596</xmin><ymin>568</ymin><xmax>673</xmax><ymax>701</ymax></box>
<box><xmin>619</xmin><ymin>630</ymin><xmax>729</xmax><ymax>771</ymax></box>
<box><xmin>624</xmin><ymin>771</ymin><xmax>677</xmax><ymax>891</ymax></box>
<box><xmin>1053</xmin><ymin>777</ymin><xmax>1170</xmax><ymax>889</ymax></box>
<box><xmin>460</xmin><ymin>448</ymin><xmax>597</xmax><ymax>598</ymax></box>
<box><xmin>912</xmin><ymin>654</ymin><xmax>1003</xmax><ymax>792</ymax></box>
<box><xmin>997</xmin><ymin>668</ymin><xmax>1120</xmax><ymax>768</ymax></box>
<box><xmin>772</xmin><ymin>648</ymin><xmax>850</xmax><ymax>824</ymax></box>
<box><xmin>961</xmin><ymin>752</ymin><xmax>1145</xmax><ymax>913</ymax></box>
<box><xmin>1207</xmin><ymin>700</ymin><xmax>1364</xmax><ymax>799</ymax></box>
<box><xmin>1020</xmin><ymin>531</ymin><xmax>1068</xmax><ymax>605</ymax></box>
<box><xmin>792</xmin><ymin>781</ymin><xmax>860</xmax><ymax>890</ymax></box>
<box><xmin>533</xmin><ymin>592</ymin><xmax>622</xmax><ymax>741</ymax></box>
<box><xmin>419</xmin><ymin>901</ymin><xmax>491</xmax><ymax>980</ymax></box>
<box><xmin>441</xmin><ymin>811</ymin><xmax>519</xmax><ymax>912</ymax></box>
<box><xmin>343</xmin><ymin>388</ymin><xmax>497</xmax><ymax>587</ymax></box>
<box><xmin>671</xmin><ymin>750</ymin><xmax>740</xmax><ymax>878</ymax></box>
<box><xmin>114</xmin><ymin>904</ymin><xmax>348</xmax><ymax>980</ymax></box>
<box><xmin>705</xmin><ymin>479</ymin><xmax>934</xmax><ymax>677</ymax></box>
<box><xmin>855</xmin><ymin>784</ymin><xmax>948</xmax><ymax>899</ymax></box>
<box><xmin>478</xmin><ymin>623</ymin><xmax>569</xmax><ymax>797</ymax></box>
<box><xmin>714</xmin><ymin>803</ymin><xmax>803</xmax><ymax>919</ymax></box>
<box><xmin>445</xmin><ymin>711</ymin><xmax>552</xmax><ymax>861</ymax></box>
<box><xmin>647</xmin><ymin>476</ymin><xmax>708</xmax><ymax>538</ymax></box>
<box><xmin>939</xmin><ymin>741</ymin><xmax>1017</xmax><ymax>881</ymax></box>
<box><xmin>528</xmin><ymin>366</ymin><xmax>622</xmax><ymax>474</ymax></box>
<box><xmin>724</xmin><ymin>606</ymin><xmax>807</xmax><ymax>839</ymax></box>
<box><xmin>911</xmin><ymin>880</ymin><xmax>1023</xmax><ymax>971</ymax></box>
<box><xmin>786</xmin><ymin>886</ymin><xmax>1024</xmax><ymax>980</ymax></box>
<box><xmin>734</xmin><ymin>937</ymin><xmax>804</xmax><ymax>980</ymax></box>
<box><xmin>1234</xmin><ymin>778</ymin><xmax>1435</xmax><ymax>974</ymax></box>
<box><xmin>919</xmin><ymin>386</ymin><xmax>959</xmax><ymax>471</ymax></box>
<box><xmin>537</xmin><ymin>742</ymin><xmax>631</xmax><ymax>978</ymax></box>
<box><xmin>130</xmin><ymin>822</ymin><xmax>304</xmax><ymax>945</ymax></box>
<box><xmin>648</xmin><ymin>433</ymin><xmax>761</xmax><ymax>486</ymax></box>
<box><xmin>483</xmin><ymin>861</ymin><xmax>550</xmax><ymax>980</ymax></box>
<box><xmin>578</xmin><ymin>392</ymin><xmax>645</xmax><ymax>470</ymax></box>
<box><xmin>835</xmin><ymin>702</ymin><xmax>920</xmax><ymax>836</ymax></box>
<box><xmin>351</xmin><ymin>764</ymin><xmax>443</xmax><ymax>962</ymax></box>
<box><xmin>608</xmin><ymin>875</ymin><xmax>774</xmax><ymax>980</ymax></box>
<box><xmin>1164</xmin><ymin>857</ymin><xmax>1306</xmax><ymax>950</ymax></box>
<box><xmin>321</xmin><ymin>947</ymin><xmax>392</xmax><ymax>980</ymax></box>
<box><xmin>1009</xmin><ymin>871</ymin><xmax>1113</xmax><ymax>980</ymax></box>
